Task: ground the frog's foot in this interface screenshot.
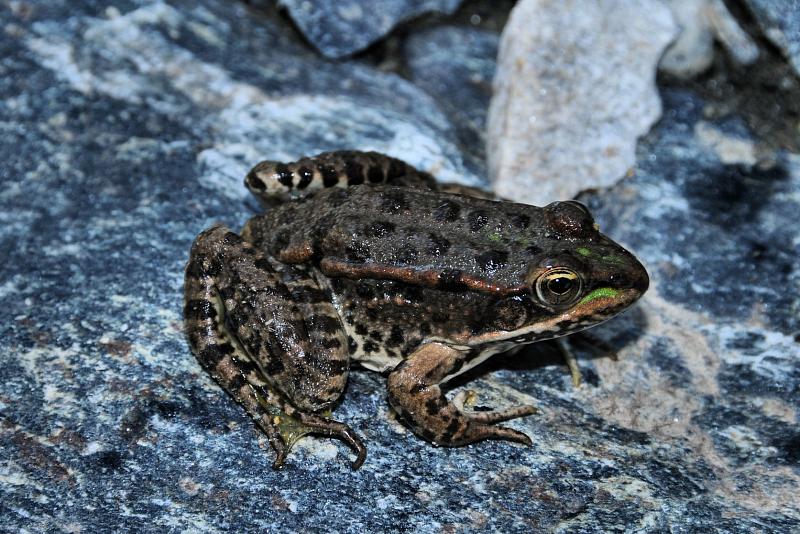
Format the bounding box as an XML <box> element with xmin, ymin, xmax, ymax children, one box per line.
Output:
<box><xmin>555</xmin><ymin>338</ymin><xmax>583</xmax><ymax>388</ymax></box>
<box><xmin>569</xmin><ymin>331</ymin><xmax>618</xmax><ymax>361</ymax></box>
<box><xmin>453</xmin><ymin>389</ymin><xmax>538</xmax><ymax>424</ymax></box>
<box><xmin>256</xmin><ymin>401</ymin><xmax>367</xmax><ymax>470</ymax></box>
<box><xmin>387</xmin><ymin>343</ymin><xmax>535</xmax><ymax>447</ymax></box>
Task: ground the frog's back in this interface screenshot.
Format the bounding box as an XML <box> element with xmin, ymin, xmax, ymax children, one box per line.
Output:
<box><xmin>243</xmin><ymin>185</ymin><xmax>596</xmax><ymax>293</ymax></box>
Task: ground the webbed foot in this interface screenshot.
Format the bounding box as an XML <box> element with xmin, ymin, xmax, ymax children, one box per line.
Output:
<box><xmin>255</xmin><ymin>394</ymin><xmax>367</xmax><ymax>470</ymax></box>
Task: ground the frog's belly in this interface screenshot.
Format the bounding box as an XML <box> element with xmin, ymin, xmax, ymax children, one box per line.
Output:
<box><xmin>350</xmin><ymin>338</ymin><xmax>403</xmax><ymax>372</ymax></box>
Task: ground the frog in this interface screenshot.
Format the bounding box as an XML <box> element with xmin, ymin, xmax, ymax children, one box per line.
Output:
<box><xmin>183</xmin><ymin>150</ymin><xmax>649</xmax><ymax>469</ymax></box>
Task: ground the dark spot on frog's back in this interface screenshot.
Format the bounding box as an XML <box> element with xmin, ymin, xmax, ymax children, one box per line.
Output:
<box><xmin>344</xmin><ymin>159</ymin><xmax>364</xmax><ymax>186</ymax></box>
<box><xmin>355</xmin><ymin>281</ymin><xmax>373</xmax><ymax>299</ymax></box>
<box><xmin>428</xmin><ymin>233</ymin><xmax>451</xmax><ymax>255</ymax></box>
<box><xmin>387</xmin><ymin>325</ymin><xmax>404</xmax><ymax>347</ymax></box>
<box><xmin>346</xmin><ymin>241</ymin><xmax>372</xmax><ymax>262</ymax></box>
<box><xmin>475</xmin><ymin>250</ymin><xmax>509</xmax><ymax>273</ymax></box>
<box><xmin>432</xmin><ymin>200</ymin><xmax>460</xmax><ymax>222</ymax></box>
<box><xmin>246</xmin><ymin>170</ymin><xmax>266</xmax><ymax>191</ymax></box>
<box><xmin>438</xmin><ymin>268</ymin><xmax>468</xmax><ymax>291</ymax></box>
<box><xmin>397</xmin><ymin>245</ymin><xmax>418</xmax><ymax>265</ymax></box>
<box><xmin>467</xmin><ymin>210</ymin><xmax>489</xmax><ymax>231</ymax></box>
<box><xmin>510</xmin><ymin>213</ymin><xmax>531</xmax><ymax>229</ymax></box>
<box><xmin>365</xmin><ymin>220</ymin><xmax>395</xmax><ymax>238</ymax></box>
<box><xmin>526</xmin><ymin>244</ymin><xmax>542</xmax><ymax>256</ymax></box>
<box><xmin>319</xmin><ymin>164</ymin><xmax>339</xmax><ymax>187</ymax></box>
<box><xmin>297</xmin><ymin>167</ymin><xmax>314</xmax><ymax>189</ymax></box>
<box><xmin>387</xmin><ymin>159</ymin><xmax>406</xmax><ymax>180</ymax></box>
<box><xmin>368</xmin><ymin>165</ymin><xmax>384</xmax><ymax>183</ymax></box>
<box><xmin>275</xmin><ymin>164</ymin><xmax>293</xmax><ymax>188</ymax></box>
<box><xmin>381</xmin><ymin>191</ymin><xmax>409</xmax><ymax>213</ymax></box>
<box><xmin>223</xmin><ymin>232</ymin><xmax>242</xmax><ymax>246</ymax></box>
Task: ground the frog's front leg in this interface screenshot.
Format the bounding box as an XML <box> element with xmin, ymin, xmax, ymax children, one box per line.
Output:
<box><xmin>387</xmin><ymin>343</ymin><xmax>537</xmax><ymax>446</ymax></box>
<box><xmin>184</xmin><ymin>225</ymin><xmax>366</xmax><ymax>469</ymax></box>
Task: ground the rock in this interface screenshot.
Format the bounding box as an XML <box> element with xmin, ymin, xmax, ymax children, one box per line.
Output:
<box><xmin>486</xmin><ymin>0</ymin><xmax>677</xmax><ymax>206</ymax></box>
<box><xmin>276</xmin><ymin>0</ymin><xmax>463</xmax><ymax>58</ymax></box>
<box><xmin>744</xmin><ymin>0</ymin><xmax>800</xmax><ymax>76</ymax></box>
<box><xmin>404</xmin><ymin>25</ymin><xmax>499</xmax><ymax>181</ymax></box>
<box><xmin>660</xmin><ymin>0</ymin><xmax>759</xmax><ymax>78</ymax></box>
<box><xmin>2</xmin><ymin>0</ymin><xmax>800</xmax><ymax>531</ymax></box>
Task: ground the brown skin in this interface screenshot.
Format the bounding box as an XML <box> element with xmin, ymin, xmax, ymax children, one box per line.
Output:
<box><xmin>184</xmin><ymin>151</ymin><xmax>649</xmax><ymax>469</ymax></box>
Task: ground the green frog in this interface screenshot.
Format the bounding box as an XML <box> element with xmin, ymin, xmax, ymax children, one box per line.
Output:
<box><xmin>184</xmin><ymin>151</ymin><xmax>649</xmax><ymax>469</ymax></box>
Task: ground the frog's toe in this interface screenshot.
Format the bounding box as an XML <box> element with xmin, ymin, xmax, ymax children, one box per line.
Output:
<box><xmin>302</xmin><ymin>413</ymin><xmax>367</xmax><ymax>470</ymax></box>
<box><xmin>468</xmin><ymin>404</ymin><xmax>538</xmax><ymax>424</ymax></box>
<box><xmin>269</xmin><ymin>410</ymin><xmax>367</xmax><ymax>469</ymax></box>
<box><xmin>468</xmin><ymin>423</ymin><xmax>532</xmax><ymax>446</ymax></box>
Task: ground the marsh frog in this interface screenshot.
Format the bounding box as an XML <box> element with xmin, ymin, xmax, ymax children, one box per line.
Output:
<box><xmin>184</xmin><ymin>151</ymin><xmax>649</xmax><ymax>469</ymax></box>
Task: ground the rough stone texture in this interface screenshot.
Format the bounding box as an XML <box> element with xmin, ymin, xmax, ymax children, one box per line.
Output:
<box><xmin>404</xmin><ymin>25</ymin><xmax>499</xmax><ymax>180</ymax></box>
<box><xmin>276</xmin><ymin>0</ymin><xmax>463</xmax><ymax>58</ymax></box>
<box><xmin>487</xmin><ymin>0</ymin><xmax>677</xmax><ymax>205</ymax></box>
<box><xmin>2</xmin><ymin>1</ymin><xmax>800</xmax><ymax>532</ymax></box>
<box><xmin>660</xmin><ymin>0</ymin><xmax>758</xmax><ymax>78</ymax></box>
<box><xmin>744</xmin><ymin>0</ymin><xmax>800</xmax><ymax>77</ymax></box>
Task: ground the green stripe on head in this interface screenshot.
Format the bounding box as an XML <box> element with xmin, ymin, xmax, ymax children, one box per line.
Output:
<box><xmin>578</xmin><ymin>287</ymin><xmax>619</xmax><ymax>305</ymax></box>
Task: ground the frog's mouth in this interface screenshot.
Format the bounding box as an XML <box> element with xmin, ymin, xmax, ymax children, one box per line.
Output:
<box><xmin>467</xmin><ymin>286</ymin><xmax>644</xmax><ymax>347</ymax></box>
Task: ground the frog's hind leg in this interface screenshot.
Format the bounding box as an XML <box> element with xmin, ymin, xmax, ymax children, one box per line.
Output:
<box><xmin>387</xmin><ymin>343</ymin><xmax>537</xmax><ymax>447</ymax></box>
<box><xmin>245</xmin><ymin>150</ymin><xmax>438</xmax><ymax>203</ymax></box>
<box><xmin>184</xmin><ymin>225</ymin><xmax>366</xmax><ymax>469</ymax></box>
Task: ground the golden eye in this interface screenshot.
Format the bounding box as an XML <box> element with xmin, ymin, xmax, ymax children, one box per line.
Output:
<box><xmin>536</xmin><ymin>269</ymin><xmax>582</xmax><ymax>307</ymax></box>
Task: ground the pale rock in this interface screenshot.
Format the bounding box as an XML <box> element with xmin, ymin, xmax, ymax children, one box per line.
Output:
<box><xmin>660</xmin><ymin>0</ymin><xmax>759</xmax><ymax>78</ymax></box>
<box><xmin>487</xmin><ymin>0</ymin><xmax>677</xmax><ymax>206</ymax></box>
<box><xmin>743</xmin><ymin>0</ymin><xmax>800</xmax><ymax>77</ymax></box>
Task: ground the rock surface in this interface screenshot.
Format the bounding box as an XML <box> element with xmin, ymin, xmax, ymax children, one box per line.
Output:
<box><xmin>1</xmin><ymin>1</ymin><xmax>799</xmax><ymax>532</ymax></box>
<box><xmin>276</xmin><ymin>0</ymin><xmax>463</xmax><ymax>58</ymax></box>
<box><xmin>486</xmin><ymin>0</ymin><xmax>677</xmax><ymax>206</ymax></box>
<box><xmin>660</xmin><ymin>0</ymin><xmax>758</xmax><ymax>78</ymax></box>
<box><xmin>744</xmin><ymin>0</ymin><xmax>800</xmax><ymax>77</ymax></box>
<box><xmin>404</xmin><ymin>25</ymin><xmax>499</xmax><ymax>179</ymax></box>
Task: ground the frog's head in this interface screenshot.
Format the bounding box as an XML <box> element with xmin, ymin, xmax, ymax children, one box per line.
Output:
<box><xmin>472</xmin><ymin>200</ymin><xmax>648</xmax><ymax>346</ymax></box>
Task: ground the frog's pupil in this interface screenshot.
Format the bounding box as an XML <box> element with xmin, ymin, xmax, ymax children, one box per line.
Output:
<box><xmin>548</xmin><ymin>277</ymin><xmax>572</xmax><ymax>294</ymax></box>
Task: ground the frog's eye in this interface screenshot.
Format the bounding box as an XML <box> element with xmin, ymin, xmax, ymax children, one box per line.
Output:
<box><xmin>561</xmin><ymin>200</ymin><xmax>590</xmax><ymax>216</ymax></box>
<box><xmin>535</xmin><ymin>268</ymin><xmax>582</xmax><ymax>307</ymax></box>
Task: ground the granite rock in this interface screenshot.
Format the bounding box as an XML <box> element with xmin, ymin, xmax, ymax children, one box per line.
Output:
<box><xmin>276</xmin><ymin>0</ymin><xmax>463</xmax><ymax>58</ymax></box>
<box><xmin>1</xmin><ymin>0</ymin><xmax>799</xmax><ymax>532</ymax></box>
<box><xmin>660</xmin><ymin>0</ymin><xmax>759</xmax><ymax>78</ymax></box>
<box><xmin>404</xmin><ymin>25</ymin><xmax>499</xmax><ymax>180</ymax></box>
<box><xmin>486</xmin><ymin>0</ymin><xmax>677</xmax><ymax>205</ymax></box>
<box><xmin>744</xmin><ymin>0</ymin><xmax>800</xmax><ymax>77</ymax></box>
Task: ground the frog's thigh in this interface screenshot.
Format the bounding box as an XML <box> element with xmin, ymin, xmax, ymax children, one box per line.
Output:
<box><xmin>387</xmin><ymin>343</ymin><xmax>535</xmax><ymax>447</ymax></box>
<box><xmin>185</xmin><ymin>226</ymin><xmax>349</xmax><ymax>412</ymax></box>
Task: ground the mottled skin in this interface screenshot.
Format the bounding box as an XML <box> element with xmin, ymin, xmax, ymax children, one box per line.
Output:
<box><xmin>184</xmin><ymin>151</ymin><xmax>649</xmax><ymax>469</ymax></box>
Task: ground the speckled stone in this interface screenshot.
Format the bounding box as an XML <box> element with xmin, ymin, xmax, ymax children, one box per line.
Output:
<box><xmin>404</xmin><ymin>25</ymin><xmax>499</xmax><ymax>181</ymax></box>
<box><xmin>1</xmin><ymin>0</ymin><xmax>799</xmax><ymax>532</ymax></box>
<box><xmin>276</xmin><ymin>0</ymin><xmax>463</xmax><ymax>58</ymax></box>
<box><xmin>744</xmin><ymin>0</ymin><xmax>800</xmax><ymax>77</ymax></box>
<box><xmin>486</xmin><ymin>0</ymin><xmax>677</xmax><ymax>206</ymax></box>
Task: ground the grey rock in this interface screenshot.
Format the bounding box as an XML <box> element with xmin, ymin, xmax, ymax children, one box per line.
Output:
<box><xmin>1</xmin><ymin>0</ymin><xmax>799</xmax><ymax>532</ymax></box>
<box><xmin>745</xmin><ymin>0</ymin><xmax>800</xmax><ymax>76</ymax></box>
<box><xmin>660</xmin><ymin>0</ymin><xmax>759</xmax><ymax>78</ymax></box>
<box><xmin>404</xmin><ymin>25</ymin><xmax>499</xmax><ymax>181</ymax></box>
<box><xmin>486</xmin><ymin>0</ymin><xmax>677</xmax><ymax>206</ymax></box>
<box><xmin>277</xmin><ymin>0</ymin><xmax>463</xmax><ymax>58</ymax></box>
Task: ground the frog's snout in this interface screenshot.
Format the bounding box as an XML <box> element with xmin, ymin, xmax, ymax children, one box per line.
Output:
<box><xmin>632</xmin><ymin>262</ymin><xmax>649</xmax><ymax>295</ymax></box>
